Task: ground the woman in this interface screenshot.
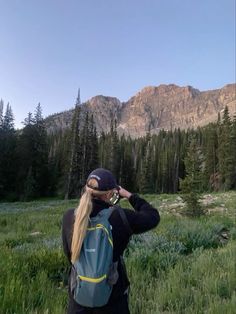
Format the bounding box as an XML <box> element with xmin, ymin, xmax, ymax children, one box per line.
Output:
<box><xmin>62</xmin><ymin>168</ymin><xmax>160</xmax><ymax>314</ymax></box>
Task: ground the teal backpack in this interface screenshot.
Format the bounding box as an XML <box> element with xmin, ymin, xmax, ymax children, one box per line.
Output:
<box><xmin>70</xmin><ymin>207</ymin><xmax>128</xmax><ymax>308</ymax></box>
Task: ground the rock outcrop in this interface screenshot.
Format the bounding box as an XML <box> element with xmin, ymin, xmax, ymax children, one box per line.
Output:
<box><xmin>45</xmin><ymin>83</ymin><xmax>236</xmax><ymax>138</ymax></box>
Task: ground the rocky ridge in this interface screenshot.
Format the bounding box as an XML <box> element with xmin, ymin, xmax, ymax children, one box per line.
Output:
<box><xmin>45</xmin><ymin>83</ymin><xmax>236</xmax><ymax>138</ymax></box>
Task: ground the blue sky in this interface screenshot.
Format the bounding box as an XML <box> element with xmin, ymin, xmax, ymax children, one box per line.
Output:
<box><xmin>0</xmin><ymin>0</ymin><xmax>235</xmax><ymax>128</ymax></box>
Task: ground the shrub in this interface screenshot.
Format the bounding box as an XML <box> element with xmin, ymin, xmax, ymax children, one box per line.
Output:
<box><xmin>164</xmin><ymin>220</ymin><xmax>229</xmax><ymax>253</ymax></box>
<box><xmin>126</xmin><ymin>233</ymin><xmax>186</xmax><ymax>274</ymax></box>
<box><xmin>181</xmin><ymin>191</ymin><xmax>206</xmax><ymax>217</ymax></box>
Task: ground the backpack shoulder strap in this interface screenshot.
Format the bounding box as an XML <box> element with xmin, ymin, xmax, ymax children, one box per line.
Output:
<box><xmin>113</xmin><ymin>205</ymin><xmax>133</xmax><ymax>237</ymax></box>
<box><xmin>98</xmin><ymin>207</ymin><xmax>116</xmax><ymax>219</ymax></box>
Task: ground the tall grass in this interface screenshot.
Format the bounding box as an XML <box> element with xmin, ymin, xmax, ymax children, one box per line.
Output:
<box><xmin>127</xmin><ymin>242</ymin><xmax>236</xmax><ymax>313</ymax></box>
<box><xmin>0</xmin><ymin>193</ymin><xmax>235</xmax><ymax>313</ymax></box>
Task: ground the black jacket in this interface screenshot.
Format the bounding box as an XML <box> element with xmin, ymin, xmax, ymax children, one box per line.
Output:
<box><xmin>62</xmin><ymin>193</ymin><xmax>160</xmax><ymax>309</ymax></box>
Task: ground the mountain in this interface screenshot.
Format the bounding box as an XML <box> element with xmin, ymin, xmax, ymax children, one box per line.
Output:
<box><xmin>45</xmin><ymin>83</ymin><xmax>236</xmax><ymax>138</ymax></box>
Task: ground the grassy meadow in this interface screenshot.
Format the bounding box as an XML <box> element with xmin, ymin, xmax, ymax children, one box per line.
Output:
<box><xmin>0</xmin><ymin>192</ymin><xmax>236</xmax><ymax>314</ymax></box>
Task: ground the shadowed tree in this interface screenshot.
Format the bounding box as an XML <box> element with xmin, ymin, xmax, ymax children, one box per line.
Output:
<box><xmin>202</xmin><ymin>123</ymin><xmax>218</xmax><ymax>190</ymax></box>
<box><xmin>16</xmin><ymin>104</ymin><xmax>49</xmax><ymax>200</ymax></box>
<box><xmin>0</xmin><ymin>102</ymin><xmax>17</xmax><ymax>200</ymax></box>
<box><xmin>65</xmin><ymin>99</ymin><xmax>81</xmax><ymax>199</ymax></box>
<box><xmin>0</xmin><ymin>99</ymin><xmax>3</xmax><ymax>129</ymax></box>
<box><xmin>218</xmin><ymin>106</ymin><xmax>234</xmax><ymax>190</ymax></box>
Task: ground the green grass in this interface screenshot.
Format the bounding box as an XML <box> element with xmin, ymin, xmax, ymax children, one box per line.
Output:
<box><xmin>0</xmin><ymin>192</ymin><xmax>235</xmax><ymax>313</ymax></box>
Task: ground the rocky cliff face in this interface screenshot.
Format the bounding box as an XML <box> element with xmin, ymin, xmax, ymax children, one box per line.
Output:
<box><xmin>85</xmin><ymin>95</ymin><xmax>122</xmax><ymax>134</ymax></box>
<box><xmin>45</xmin><ymin>83</ymin><xmax>236</xmax><ymax>138</ymax></box>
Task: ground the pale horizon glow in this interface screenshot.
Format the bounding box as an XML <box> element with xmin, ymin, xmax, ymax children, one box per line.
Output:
<box><xmin>0</xmin><ymin>0</ymin><xmax>235</xmax><ymax>129</ymax></box>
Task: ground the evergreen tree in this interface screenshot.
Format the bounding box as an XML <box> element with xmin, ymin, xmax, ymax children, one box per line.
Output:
<box><xmin>180</xmin><ymin>135</ymin><xmax>205</xmax><ymax>217</ymax></box>
<box><xmin>17</xmin><ymin>112</ymin><xmax>37</xmax><ymax>199</ymax></box>
<box><xmin>47</xmin><ymin>135</ymin><xmax>61</xmax><ymax>196</ymax></box>
<box><xmin>35</xmin><ymin>103</ymin><xmax>43</xmax><ymax>123</ymax></box>
<box><xmin>88</xmin><ymin>114</ymin><xmax>99</xmax><ymax>171</ymax></box>
<box><xmin>202</xmin><ymin>123</ymin><xmax>218</xmax><ymax>190</ymax></box>
<box><xmin>2</xmin><ymin>101</ymin><xmax>231</xmax><ymax>200</ymax></box>
<box><xmin>80</xmin><ymin>111</ymin><xmax>92</xmax><ymax>184</ymax></box>
<box><xmin>157</xmin><ymin>130</ymin><xmax>169</xmax><ymax>193</ymax></box>
<box><xmin>0</xmin><ymin>99</ymin><xmax>3</xmax><ymax>129</ymax></box>
<box><xmin>109</xmin><ymin>119</ymin><xmax>120</xmax><ymax>178</ymax></box>
<box><xmin>16</xmin><ymin>105</ymin><xmax>49</xmax><ymax>200</ymax></box>
<box><xmin>230</xmin><ymin>114</ymin><xmax>236</xmax><ymax>188</ymax></box>
<box><xmin>65</xmin><ymin>104</ymin><xmax>81</xmax><ymax>199</ymax></box>
<box><xmin>119</xmin><ymin>135</ymin><xmax>135</xmax><ymax>191</ymax></box>
<box><xmin>33</xmin><ymin>103</ymin><xmax>49</xmax><ymax>196</ymax></box>
<box><xmin>51</xmin><ymin>128</ymin><xmax>73</xmax><ymax>197</ymax></box>
<box><xmin>218</xmin><ymin>106</ymin><xmax>234</xmax><ymax>190</ymax></box>
<box><xmin>2</xmin><ymin>103</ymin><xmax>14</xmax><ymax>131</ymax></box>
<box><xmin>23</xmin><ymin>112</ymin><xmax>34</xmax><ymax>126</ymax></box>
<box><xmin>170</xmin><ymin>129</ymin><xmax>183</xmax><ymax>193</ymax></box>
<box><xmin>0</xmin><ymin>103</ymin><xmax>17</xmax><ymax>200</ymax></box>
<box><xmin>98</xmin><ymin>131</ymin><xmax>108</xmax><ymax>168</ymax></box>
<box><xmin>23</xmin><ymin>166</ymin><xmax>37</xmax><ymax>201</ymax></box>
<box><xmin>139</xmin><ymin>136</ymin><xmax>153</xmax><ymax>193</ymax></box>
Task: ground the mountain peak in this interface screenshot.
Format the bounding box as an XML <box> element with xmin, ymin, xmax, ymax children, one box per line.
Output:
<box><xmin>45</xmin><ymin>83</ymin><xmax>236</xmax><ymax>138</ymax></box>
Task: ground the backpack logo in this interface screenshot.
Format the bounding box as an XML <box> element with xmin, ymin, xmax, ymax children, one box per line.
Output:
<box><xmin>70</xmin><ymin>208</ymin><xmax>118</xmax><ymax>308</ymax></box>
<box><xmin>85</xmin><ymin>248</ymin><xmax>96</xmax><ymax>253</ymax></box>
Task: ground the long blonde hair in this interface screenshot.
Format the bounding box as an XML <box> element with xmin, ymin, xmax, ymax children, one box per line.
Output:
<box><xmin>71</xmin><ymin>178</ymin><xmax>111</xmax><ymax>263</ymax></box>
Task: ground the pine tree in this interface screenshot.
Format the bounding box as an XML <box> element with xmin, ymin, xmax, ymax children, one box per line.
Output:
<box><xmin>109</xmin><ymin>119</ymin><xmax>120</xmax><ymax>178</ymax></box>
<box><xmin>23</xmin><ymin>112</ymin><xmax>34</xmax><ymax>126</ymax></box>
<box><xmin>53</xmin><ymin>129</ymin><xmax>72</xmax><ymax>197</ymax></box>
<box><xmin>80</xmin><ymin>111</ymin><xmax>90</xmax><ymax>183</ymax></box>
<box><xmin>23</xmin><ymin>166</ymin><xmax>37</xmax><ymax>201</ymax></box>
<box><xmin>180</xmin><ymin>135</ymin><xmax>205</xmax><ymax>217</ymax></box>
<box><xmin>65</xmin><ymin>103</ymin><xmax>81</xmax><ymax>199</ymax></box>
<box><xmin>0</xmin><ymin>103</ymin><xmax>17</xmax><ymax>200</ymax></box>
<box><xmin>218</xmin><ymin>106</ymin><xmax>233</xmax><ymax>190</ymax></box>
<box><xmin>139</xmin><ymin>133</ymin><xmax>153</xmax><ymax>193</ymax></box>
<box><xmin>139</xmin><ymin>149</ymin><xmax>153</xmax><ymax>193</ymax></box>
<box><xmin>34</xmin><ymin>103</ymin><xmax>43</xmax><ymax>123</ymax></box>
<box><xmin>33</xmin><ymin>103</ymin><xmax>49</xmax><ymax>196</ymax></box>
<box><xmin>119</xmin><ymin>136</ymin><xmax>135</xmax><ymax>190</ymax></box>
<box><xmin>202</xmin><ymin>123</ymin><xmax>218</xmax><ymax>190</ymax></box>
<box><xmin>88</xmin><ymin>114</ymin><xmax>99</xmax><ymax>171</ymax></box>
<box><xmin>17</xmin><ymin>112</ymin><xmax>37</xmax><ymax>199</ymax></box>
<box><xmin>0</xmin><ymin>99</ymin><xmax>3</xmax><ymax>129</ymax></box>
<box><xmin>157</xmin><ymin>130</ymin><xmax>169</xmax><ymax>193</ymax></box>
<box><xmin>47</xmin><ymin>135</ymin><xmax>61</xmax><ymax>196</ymax></box>
<box><xmin>16</xmin><ymin>105</ymin><xmax>49</xmax><ymax>200</ymax></box>
<box><xmin>26</xmin><ymin>106</ymin><xmax>233</xmax><ymax>198</ymax></box>
<box><xmin>2</xmin><ymin>103</ymin><xmax>14</xmax><ymax>131</ymax></box>
<box><xmin>230</xmin><ymin>114</ymin><xmax>236</xmax><ymax>188</ymax></box>
<box><xmin>170</xmin><ymin>129</ymin><xmax>182</xmax><ymax>193</ymax></box>
<box><xmin>98</xmin><ymin>131</ymin><xmax>107</xmax><ymax>168</ymax></box>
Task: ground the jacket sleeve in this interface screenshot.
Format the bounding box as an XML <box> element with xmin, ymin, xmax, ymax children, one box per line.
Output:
<box><xmin>123</xmin><ymin>193</ymin><xmax>160</xmax><ymax>234</ymax></box>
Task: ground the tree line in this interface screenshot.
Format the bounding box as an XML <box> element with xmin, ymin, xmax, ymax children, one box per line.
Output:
<box><xmin>0</xmin><ymin>99</ymin><xmax>235</xmax><ymax>201</ymax></box>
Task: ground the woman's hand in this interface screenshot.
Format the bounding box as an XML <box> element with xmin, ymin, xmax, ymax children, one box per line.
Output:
<box><xmin>118</xmin><ymin>186</ymin><xmax>132</xmax><ymax>199</ymax></box>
